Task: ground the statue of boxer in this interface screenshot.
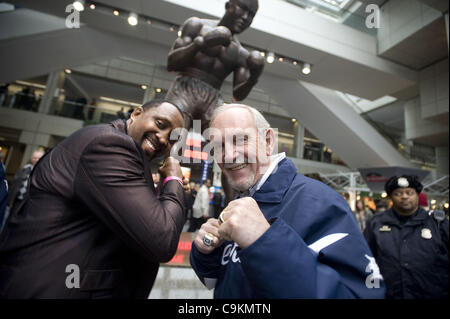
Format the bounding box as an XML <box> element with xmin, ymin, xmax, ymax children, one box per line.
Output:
<box><xmin>166</xmin><ymin>0</ymin><xmax>263</xmax><ymax>132</ymax></box>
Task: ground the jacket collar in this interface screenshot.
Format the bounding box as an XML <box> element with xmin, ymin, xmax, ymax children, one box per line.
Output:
<box><xmin>379</xmin><ymin>206</ymin><xmax>428</xmax><ymax>226</ymax></box>
<box><xmin>110</xmin><ymin>119</ymin><xmax>127</xmax><ymax>134</ymax></box>
<box><xmin>252</xmin><ymin>158</ymin><xmax>297</xmax><ymax>204</ymax></box>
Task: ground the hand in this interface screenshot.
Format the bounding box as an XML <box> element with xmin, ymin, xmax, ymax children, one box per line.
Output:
<box><xmin>203</xmin><ymin>26</ymin><xmax>232</xmax><ymax>47</ymax></box>
<box><xmin>182</xmin><ymin>178</ymin><xmax>190</xmax><ymax>192</ymax></box>
<box><xmin>158</xmin><ymin>156</ymin><xmax>183</xmax><ymax>180</ymax></box>
<box><xmin>218</xmin><ymin>197</ymin><xmax>269</xmax><ymax>249</ymax></box>
<box><xmin>247</xmin><ymin>50</ymin><xmax>264</xmax><ymax>80</ymax></box>
<box><xmin>194</xmin><ymin>218</ymin><xmax>225</xmax><ymax>254</ymax></box>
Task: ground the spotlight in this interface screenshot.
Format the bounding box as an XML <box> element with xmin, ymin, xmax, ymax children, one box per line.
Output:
<box><xmin>140</xmin><ymin>84</ymin><xmax>148</xmax><ymax>90</ymax></box>
<box><xmin>177</xmin><ymin>29</ymin><xmax>182</xmax><ymax>37</ymax></box>
<box><xmin>65</xmin><ymin>69</ymin><xmax>72</xmax><ymax>74</ymax></box>
<box><xmin>301</xmin><ymin>63</ymin><xmax>311</xmax><ymax>75</ymax></box>
<box><xmin>128</xmin><ymin>12</ymin><xmax>138</xmax><ymax>26</ymax></box>
<box><xmin>278</xmin><ymin>57</ymin><xmax>284</xmax><ymax>62</ymax></box>
<box><xmin>444</xmin><ymin>203</ymin><xmax>449</xmax><ymax>209</ymax></box>
<box><xmin>291</xmin><ymin>118</ymin><xmax>297</xmax><ymax>123</ymax></box>
<box><xmin>293</xmin><ymin>61</ymin><xmax>298</xmax><ymax>65</ymax></box>
<box><xmin>260</xmin><ymin>51</ymin><xmax>265</xmax><ymax>57</ymax></box>
<box><xmin>113</xmin><ymin>10</ymin><xmax>119</xmax><ymax>16</ymax></box>
<box><xmin>73</xmin><ymin>0</ymin><xmax>85</xmax><ymax>12</ymax></box>
<box><xmin>381</xmin><ymin>192</ymin><xmax>387</xmax><ymax>198</ymax></box>
<box><xmin>266</xmin><ymin>52</ymin><xmax>275</xmax><ymax>64</ymax></box>
<box><xmin>155</xmin><ymin>88</ymin><xmax>162</xmax><ymax>93</ymax></box>
<box><xmin>89</xmin><ymin>4</ymin><xmax>95</xmax><ymax>10</ymax></box>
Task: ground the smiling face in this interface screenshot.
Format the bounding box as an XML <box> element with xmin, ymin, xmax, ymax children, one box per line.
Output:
<box><xmin>224</xmin><ymin>0</ymin><xmax>258</xmax><ymax>34</ymax></box>
<box><xmin>210</xmin><ymin>106</ymin><xmax>273</xmax><ymax>192</ymax></box>
<box><xmin>127</xmin><ymin>102</ymin><xmax>184</xmax><ymax>160</ymax></box>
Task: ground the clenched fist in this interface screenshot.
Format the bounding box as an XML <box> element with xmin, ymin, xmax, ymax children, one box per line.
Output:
<box><xmin>218</xmin><ymin>197</ymin><xmax>269</xmax><ymax>249</ymax></box>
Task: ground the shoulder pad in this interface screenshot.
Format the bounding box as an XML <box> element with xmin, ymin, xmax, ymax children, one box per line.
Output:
<box><xmin>430</xmin><ymin>210</ymin><xmax>446</xmax><ymax>222</ymax></box>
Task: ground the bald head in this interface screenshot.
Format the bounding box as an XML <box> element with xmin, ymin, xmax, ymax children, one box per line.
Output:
<box><xmin>30</xmin><ymin>149</ymin><xmax>45</xmax><ymax>166</ymax></box>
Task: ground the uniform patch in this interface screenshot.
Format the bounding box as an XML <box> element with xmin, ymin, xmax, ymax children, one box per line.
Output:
<box><xmin>379</xmin><ymin>225</ymin><xmax>391</xmax><ymax>232</ymax></box>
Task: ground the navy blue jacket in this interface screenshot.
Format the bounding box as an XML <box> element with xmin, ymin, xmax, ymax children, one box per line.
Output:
<box><xmin>0</xmin><ymin>164</ymin><xmax>7</xmax><ymax>230</ymax></box>
<box><xmin>364</xmin><ymin>207</ymin><xmax>449</xmax><ymax>298</ymax></box>
<box><xmin>190</xmin><ymin>158</ymin><xmax>385</xmax><ymax>298</ymax></box>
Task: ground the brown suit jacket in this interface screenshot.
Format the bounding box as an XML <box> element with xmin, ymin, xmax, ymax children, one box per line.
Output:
<box><xmin>0</xmin><ymin>119</ymin><xmax>186</xmax><ymax>298</ymax></box>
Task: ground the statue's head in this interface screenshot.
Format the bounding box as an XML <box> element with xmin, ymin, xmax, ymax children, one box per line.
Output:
<box><xmin>223</xmin><ymin>0</ymin><xmax>259</xmax><ymax>34</ymax></box>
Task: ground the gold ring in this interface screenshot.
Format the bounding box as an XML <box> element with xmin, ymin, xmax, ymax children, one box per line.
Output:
<box><xmin>203</xmin><ymin>232</ymin><xmax>214</xmax><ymax>246</ymax></box>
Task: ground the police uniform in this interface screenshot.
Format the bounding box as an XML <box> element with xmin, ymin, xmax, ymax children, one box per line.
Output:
<box><xmin>364</xmin><ymin>176</ymin><xmax>449</xmax><ymax>298</ymax></box>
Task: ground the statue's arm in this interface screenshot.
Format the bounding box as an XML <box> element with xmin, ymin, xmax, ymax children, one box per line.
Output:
<box><xmin>167</xmin><ymin>17</ymin><xmax>204</xmax><ymax>71</ymax></box>
<box><xmin>232</xmin><ymin>50</ymin><xmax>265</xmax><ymax>101</ymax></box>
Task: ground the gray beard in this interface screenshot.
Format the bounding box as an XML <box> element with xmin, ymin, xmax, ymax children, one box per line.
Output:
<box><xmin>226</xmin><ymin>171</ymin><xmax>255</xmax><ymax>193</ymax></box>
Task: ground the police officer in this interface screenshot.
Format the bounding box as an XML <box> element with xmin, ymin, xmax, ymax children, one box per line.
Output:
<box><xmin>364</xmin><ymin>175</ymin><xmax>449</xmax><ymax>298</ymax></box>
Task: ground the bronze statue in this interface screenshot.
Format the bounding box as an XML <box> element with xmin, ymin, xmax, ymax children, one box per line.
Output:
<box><xmin>165</xmin><ymin>0</ymin><xmax>263</xmax><ymax>131</ymax></box>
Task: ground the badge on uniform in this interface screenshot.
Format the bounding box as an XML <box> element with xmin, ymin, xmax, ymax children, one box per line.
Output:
<box><xmin>421</xmin><ymin>228</ymin><xmax>432</xmax><ymax>239</ymax></box>
<box><xmin>379</xmin><ymin>225</ymin><xmax>391</xmax><ymax>232</ymax></box>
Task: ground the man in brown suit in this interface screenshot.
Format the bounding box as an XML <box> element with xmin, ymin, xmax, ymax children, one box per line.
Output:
<box><xmin>0</xmin><ymin>99</ymin><xmax>186</xmax><ymax>298</ymax></box>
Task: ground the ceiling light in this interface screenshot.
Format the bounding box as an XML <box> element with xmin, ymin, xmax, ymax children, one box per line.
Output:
<box><xmin>301</xmin><ymin>63</ymin><xmax>311</xmax><ymax>75</ymax></box>
<box><xmin>155</xmin><ymin>88</ymin><xmax>162</xmax><ymax>93</ymax></box>
<box><xmin>65</xmin><ymin>69</ymin><xmax>72</xmax><ymax>74</ymax></box>
<box><xmin>293</xmin><ymin>61</ymin><xmax>298</xmax><ymax>65</ymax></box>
<box><xmin>291</xmin><ymin>118</ymin><xmax>297</xmax><ymax>123</ymax></box>
<box><xmin>278</xmin><ymin>57</ymin><xmax>284</xmax><ymax>62</ymax></box>
<box><xmin>141</xmin><ymin>84</ymin><xmax>148</xmax><ymax>90</ymax></box>
<box><xmin>177</xmin><ymin>29</ymin><xmax>182</xmax><ymax>37</ymax></box>
<box><xmin>89</xmin><ymin>4</ymin><xmax>95</xmax><ymax>10</ymax></box>
<box><xmin>128</xmin><ymin>12</ymin><xmax>138</xmax><ymax>26</ymax></box>
<box><xmin>381</xmin><ymin>192</ymin><xmax>387</xmax><ymax>198</ymax></box>
<box><xmin>266</xmin><ymin>52</ymin><xmax>275</xmax><ymax>64</ymax></box>
<box><xmin>113</xmin><ymin>10</ymin><xmax>119</xmax><ymax>16</ymax></box>
<box><xmin>260</xmin><ymin>51</ymin><xmax>265</xmax><ymax>57</ymax></box>
<box><xmin>73</xmin><ymin>0</ymin><xmax>85</xmax><ymax>12</ymax></box>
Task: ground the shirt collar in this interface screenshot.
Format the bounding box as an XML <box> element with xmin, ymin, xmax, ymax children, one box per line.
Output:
<box><xmin>236</xmin><ymin>152</ymin><xmax>286</xmax><ymax>198</ymax></box>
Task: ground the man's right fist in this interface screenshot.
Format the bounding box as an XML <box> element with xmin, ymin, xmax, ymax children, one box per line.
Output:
<box><xmin>158</xmin><ymin>156</ymin><xmax>183</xmax><ymax>180</ymax></box>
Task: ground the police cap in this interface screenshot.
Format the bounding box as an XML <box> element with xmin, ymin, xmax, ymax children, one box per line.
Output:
<box><xmin>384</xmin><ymin>175</ymin><xmax>423</xmax><ymax>196</ymax></box>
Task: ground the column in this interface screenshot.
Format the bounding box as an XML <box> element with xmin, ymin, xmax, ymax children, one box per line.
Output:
<box><xmin>38</xmin><ymin>71</ymin><xmax>66</xmax><ymax>115</ymax></box>
<box><xmin>142</xmin><ymin>86</ymin><xmax>154</xmax><ymax>104</ymax></box>
<box><xmin>294</xmin><ymin>122</ymin><xmax>305</xmax><ymax>159</ymax></box>
<box><xmin>445</xmin><ymin>12</ymin><xmax>449</xmax><ymax>52</ymax></box>
<box><xmin>435</xmin><ymin>146</ymin><xmax>449</xmax><ymax>177</ymax></box>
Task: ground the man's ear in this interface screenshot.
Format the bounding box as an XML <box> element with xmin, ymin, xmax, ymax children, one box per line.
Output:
<box><xmin>130</xmin><ymin>107</ymin><xmax>144</xmax><ymax>122</ymax></box>
<box><xmin>265</xmin><ymin>128</ymin><xmax>275</xmax><ymax>156</ymax></box>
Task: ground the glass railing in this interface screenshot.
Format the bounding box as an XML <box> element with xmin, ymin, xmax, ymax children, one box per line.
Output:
<box><xmin>48</xmin><ymin>99</ymin><xmax>131</xmax><ymax>126</ymax></box>
<box><xmin>0</xmin><ymin>93</ymin><xmax>131</xmax><ymax>126</ymax></box>
<box><xmin>0</xmin><ymin>91</ymin><xmax>41</xmax><ymax>112</ymax></box>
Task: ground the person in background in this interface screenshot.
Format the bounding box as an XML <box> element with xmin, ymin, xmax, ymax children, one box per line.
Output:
<box><xmin>418</xmin><ymin>192</ymin><xmax>429</xmax><ymax>211</ymax></box>
<box><xmin>353</xmin><ymin>199</ymin><xmax>373</xmax><ymax>232</ymax></box>
<box><xmin>364</xmin><ymin>175</ymin><xmax>449</xmax><ymax>298</ymax></box>
<box><xmin>374</xmin><ymin>199</ymin><xmax>389</xmax><ymax>213</ymax></box>
<box><xmin>7</xmin><ymin>149</ymin><xmax>45</xmax><ymax>215</ymax></box>
<box><xmin>189</xmin><ymin>179</ymin><xmax>211</xmax><ymax>232</ymax></box>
